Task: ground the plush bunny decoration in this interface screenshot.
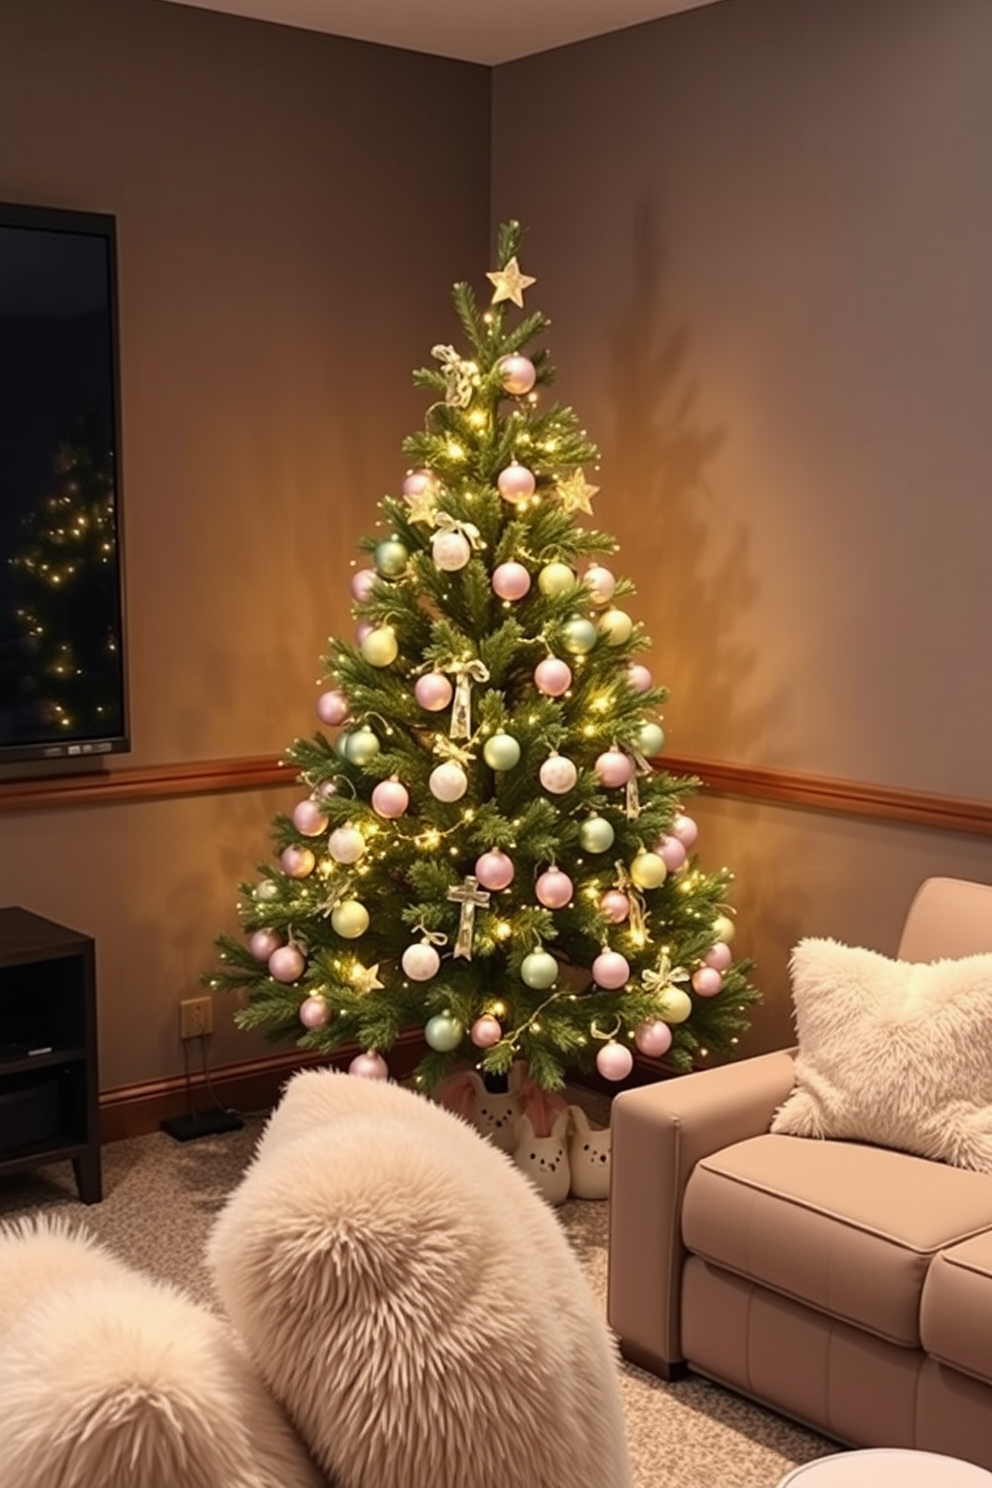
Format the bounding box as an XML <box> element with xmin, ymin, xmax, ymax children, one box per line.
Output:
<box><xmin>513</xmin><ymin>1108</ymin><xmax>571</xmax><ymax>1205</ymax></box>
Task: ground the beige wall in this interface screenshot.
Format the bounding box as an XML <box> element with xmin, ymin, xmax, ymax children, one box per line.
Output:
<box><xmin>3</xmin><ymin>0</ymin><xmax>991</xmax><ymax>1088</ymax></box>
<box><xmin>0</xmin><ymin>0</ymin><xmax>490</xmax><ymax>1088</ymax></box>
<box><xmin>492</xmin><ymin>0</ymin><xmax>992</xmax><ymax>1053</ymax></box>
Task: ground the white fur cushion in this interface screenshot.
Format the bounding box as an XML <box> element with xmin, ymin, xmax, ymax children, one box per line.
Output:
<box><xmin>771</xmin><ymin>938</ymin><xmax>992</xmax><ymax>1170</ymax></box>
<box><xmin>208</xmin><ymin>1070</ymin><xmax>632</xmax><ymax>1488</ymax></box>
<box><xmin>0</xmin><ymin>1218</ymin><xmax>324</xmax><ymax>1488</ymax></box>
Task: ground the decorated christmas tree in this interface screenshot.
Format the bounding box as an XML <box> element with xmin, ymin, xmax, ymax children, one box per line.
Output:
<box><xmin>206</xmin><ymin>222</ymin><xmax>759</xmax><ymax>1094</ymax></box>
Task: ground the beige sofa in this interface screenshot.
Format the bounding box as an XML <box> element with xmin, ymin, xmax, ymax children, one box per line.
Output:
<box><xmin>607</xmin><ymin>876</ymin><xmax>992</xmax><ymax>1471</ymax></box>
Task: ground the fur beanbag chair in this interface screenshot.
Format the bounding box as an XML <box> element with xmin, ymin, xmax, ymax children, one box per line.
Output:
<box><xmin>207</xmin><ymin>1070</ymin><xmax>632</xmax><ymax>1488</ymax></box>
<box><xmin>0</xmin><ymin>1217</ymin><xmax>325</xmax><ymax>1488</ymax></box>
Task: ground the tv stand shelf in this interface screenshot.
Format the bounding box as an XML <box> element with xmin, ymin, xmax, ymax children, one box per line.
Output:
<box><xmin>0</xmin><ymin>908</ymin><xmax>101</xmax><ymax>1203</ymax></box>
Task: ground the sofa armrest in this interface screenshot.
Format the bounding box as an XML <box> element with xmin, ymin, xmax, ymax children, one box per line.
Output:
<box><xmin>607</xmin><ymin>1049</ymin><xmax>798</xmax><ymax>1377</ymax></box>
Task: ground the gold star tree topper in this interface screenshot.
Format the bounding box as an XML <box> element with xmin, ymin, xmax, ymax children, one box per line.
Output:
<box><xmin>486</xmin><ymin>256</ymin><xmax>536</xmax><ymax>308</ymax></box>
<box><xmin>557</xmin><ymin>468</ymin><xmax>599</xmax><ymax>515</ymax></box>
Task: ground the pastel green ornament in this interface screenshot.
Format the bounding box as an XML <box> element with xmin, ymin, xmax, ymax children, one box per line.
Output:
<box><xmin>579</xmin><ymin>814</ymin><xmax>615</xmax><ymax>853</ymax></box>
<box><xmin>538</xmin><ymin>561</ymin><xmax>576</xmax><ymax>597</ymax></box>
<box><xmin>561</xmin><ymin>615</ymin><xmax>598</xmax><ymax>655</ymax></box>
<box><xmin>598</xmin><ymin>608</ymin><xmax>633</xmax><ymax>646</ymax></box>
<box><xmin>254</xmin><ymin>880</ymin><xmax>279</xmax><ymax>903</ymax></box>
<box><xmin>345</xmin><ymin>726</ymin><xmax>380</xmax><ymax>766</ymax></box>
<box><xmin>658</xmin><ymin>986</ymin><xmax>693</xmax><ymax>1023</ymax></box>
<box><xmin>331</xmin><ymin>900</ymin><xmax>370</xmax><ymax>939</ymax></box>
<box><xmin>425</xmin><ymin>1012</ymin><xmax>464</xmax><ymax>1052</ymax></box>
<box><xmin>374</xmin><ymin>538</ymin><xmax>409</xmax><ymax>578</ymax></box>
<box><xmin>638</xmin><ymin>721</ymin><xmax>666</xmax><ymax>757</ymax></box>
<box><xmin>360</xmin><ymin>624</ymin><xmax>398</xmax><ymax>667</ymax></box>
<box><xmin>483</xmin><ymin>731</ymin><xmax>521</xmax><ymax>770</ymax></box>
<box><xmin>521</xmin><ymin>950</ymin><xmax>558</xmax><ymax>990</ymax></box>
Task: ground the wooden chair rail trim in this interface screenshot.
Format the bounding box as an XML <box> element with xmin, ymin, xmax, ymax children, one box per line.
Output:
<box><xmin>3</xmin><ymin>752</ymin><xmax>991</xmax><ymax>837</ymax></box>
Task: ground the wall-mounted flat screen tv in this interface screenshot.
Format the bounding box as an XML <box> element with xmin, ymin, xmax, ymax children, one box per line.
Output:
<box><xmin>0</xmin><ymin>200</ymin><xmax>128</xmax><ymax>768</ymax></box>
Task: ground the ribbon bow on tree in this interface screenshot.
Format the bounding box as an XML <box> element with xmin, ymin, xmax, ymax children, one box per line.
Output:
<box><xmin>431</xmin><ymin>344</ymin><xmax>479</xmax><ymax>408</ymax></box>
<box><xmin>624</xmin><ymin>744</ymin><xmax>654</xmax><ymax>820</ymax></box>
<box><xmin>642</xmin><ymin>950</ymin><xmax>690</xmax><ymax>996</ymax></box>
<box><xmin>444</xmin><ymin>657</ymin><xmax>490</xmax><ymax>739</ymax></box>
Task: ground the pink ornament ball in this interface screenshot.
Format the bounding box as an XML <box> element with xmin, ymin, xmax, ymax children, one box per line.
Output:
<box><xmin>471</xmin><ymin>1014</ymin><xmax>503</xmax><ymax>1049</ymax></box>
<box><xmin>402</xmin><ymin>469</ymin><xmax>434</xmax><ymax>500</ymax></box>
<box><xmin>628</xmin><ymin>663</ymin><xmax>653</xmax><ymax>694</ymax></box>
<box><xmin>671</xmin><ymin>812</ymin><xmax>699</xmax><ymax>848</ymax></box>
<box><xmin>355</xmin><ymin>621</ymin><xmax>374</xmax><ymax>644</ymax></box>
<box><xmin>249</xmin><ymin>928</ymin><xmax>283</xmax><ymax>961</ymax></box>
<box><xmin>269</xmin><ymin>944</ymin><xmax>305</xmax><ymax>983</ymax></box>
<box><xmin>298</xmin><ymin>994</ymin><xmax>330</xmax><ymax>1029</ymax></box>
<box><xmin>704</xmin><ymin>941</ymin><xmax>733</xmax><ymax>972</ymax></box>
<box><xmin>371</xmin><ymin>778</ymin><xmax>410</xmax><ymax>818</ymax></box>
<box><xmin>292</xmin><ymin>799</ymin><xmax>328</xmax><ymax>837</ymax></box>
<box><xmin>350</xmin><ymin>567</ymin><xmax>377</xmax><ymax>602</ymax></box>
<box><xmin>635</xmin><ymin>1019</ymin><xmax>673</xmax><ymax>1058</ymax></box>
<box><xmin>596</xmin><ymin>1041</ymin><xmax>634</xmax><ymax>1081</ymax></box>
<box><xmin>492</xmin><ymin>561</ymin><xmax>532</xmax><ymax>601</ymax></box>
<box><xmin>584</xmin><ymin>564</ymin><xmax>616</xmax><ymax>606</ymax></box>
<box><xmin>316</xmin><ymin>689</ymin><xmax>349</xmax><ymax>727</ymax></box>
<box><xmin>317</xmin><ymin>780</ymin><xmax>338</xmax><ymax>801</ymax></box>
<box><xmin>401</xmin><ymin>943</ymin><xmax>441</xmax><ymax>981</ymax></box>
<box><xmin>594</xmin><ymin>748</ymin><xmax>633</xmax><ymax>788</ymax></box>
<box><xmin>280</xmin><ymin>845</ymin><xmax>315</xmax><ymax>879</ymax></box>
<box><xmin>535</xmin><ymin>867</ymin><xmax>574</xmax><ymax>909</ymax></box>
<box><xmin>497</xmin><ymin>462</ymin><xmax>536</xmax><ymax>503</ymax></box>
<box><xmin>592</xmin><ymin>950</ymin><xmax>631</xmax><ymax>990</ymax></box>
<box><xmin>539</xmin><ymin>754</ymin><xmax>578</xmax><ymax>794</ymax></box>
<box><xmin>499</xmin><ymin>354</ymin><xmax>537</xmax><ymax>395</ymax></box>
<box><xmin>600</xmin><ymin>890</ymin><xmax>630</xmax><ymax>924</ymax></box>
<box><xmin>692</xmin><ymin>966</ymin><xmax>724</xmax><ymax>997</ymax></box>
<box><xmin>415</xmin><ymin>672</ymin><xmax>453</xmax><ymax>711</ymax></box>
<box><xmin>475</xmin><ymin>849</ymin><xmax>515</xmax><ymax>891</ymax></box>
<box><xmin>656</xmin><ymin>835</ymin><xmax>688</xmax><ymax>873</ymax></box>
<box><xmin>534</xmin><ymin>657</ymin><xmax>572</xmax><ymax>697</ymax></box>
<box><xmin>349</xmin><ymin>1051</ymin><xmax>389</xmax><ymax>1080</ymax></box>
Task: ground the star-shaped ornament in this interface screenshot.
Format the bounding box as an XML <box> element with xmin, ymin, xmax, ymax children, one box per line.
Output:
<box><xmin>405</xmin><ymin>487</ymin><xmax>438</xmax><ymax>525</ymax></box>
<box><xmin>486</xmin><ymin>256</ymin><xmax>536</xmax><ymax>308</ymax></box>
<box><xmin>557</xmin><ymin>468</ymin><xmax>599</xmax><ymax>515</ymax></box>
<box><xmin>351</xmin><ymin>961</ymin><xmax>384</xmax><ymax>995</ymax></box>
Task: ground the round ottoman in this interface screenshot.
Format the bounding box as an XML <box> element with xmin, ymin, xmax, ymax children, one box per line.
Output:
<box><xmin>779</xmin><ymin>1450</ymin><xmax>992</xmax><ymax>1485</ymax></box>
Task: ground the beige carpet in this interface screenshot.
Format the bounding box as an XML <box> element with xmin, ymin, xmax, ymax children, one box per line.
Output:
<box><xmin>0</xmin><ymin>1092</ymin><xmax>837</xmax><ymax>1488</ymax></box>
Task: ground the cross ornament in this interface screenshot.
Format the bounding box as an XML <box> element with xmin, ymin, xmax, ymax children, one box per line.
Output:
<box><xmin>447</xmin><ymin>874</ymin><xmax>491</xmax><ymax>960</ymax></box>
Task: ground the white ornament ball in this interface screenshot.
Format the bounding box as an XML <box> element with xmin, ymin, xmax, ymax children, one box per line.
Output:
<box><xmin>497</xmin><ymin>462</ymin><xmax>536</xmax><ymax>503</ymax></box>
<box><xmin>401</xmin><ymin>943</ymin><xmax>441</xmax><ymax>981</ymax></box>
<box><xmin>429</xmin><ymin>761</ymin><xmax>468</xmax><ymax>802</ymax></box>
<box><xmin>328</xmin><ymin>825</ymin><xmax>366</xmax><ymax>864</ymax></box>
<box><xmin>539</xmin><ymin>754</ymin><xmax>578</xmax><ymax>794</ymax></box>
<box><xmin>585</xmin><ymin>565</ymin><xmax>616</xmax><ymax>606</ymax></box>
<box><xmin>432</xmin><ymin>529</ymin><xmax>472</xmax><ymax>571</ymax></box>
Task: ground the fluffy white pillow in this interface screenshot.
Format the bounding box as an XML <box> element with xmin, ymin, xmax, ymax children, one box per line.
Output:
<box><xmin>208</xmin><ymin>1069</ymin><xmax>632</xmax><ymax>1488</ymax></box>
<box><xmin>771</xmin><ymin>938</ymin><xmax>992</xmax><ymax>1171</ymax></box>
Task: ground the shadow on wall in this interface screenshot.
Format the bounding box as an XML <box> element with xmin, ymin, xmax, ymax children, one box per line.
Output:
<box><xmin>602</xmin><ymin>201</ymin><xmax>790</xmax><ymax>768</ymax></box>
<box><xmin>602</xmin><ymin>203</ymin><xmax>808</xmax><ymax>1037</ymax></box>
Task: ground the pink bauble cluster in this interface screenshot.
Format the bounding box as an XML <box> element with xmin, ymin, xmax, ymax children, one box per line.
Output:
<box><xmin>656</xmin><ymin>834</ymin><xmax>687</xmax><ymax>873</ymax></box>
<box><xmin>594</xmin><ymin>748</ymin><xmax>633</xmax><ymax>788</ymax></box>
<box><xmin>415</xmin><ymin>672</ymin><xmax>453</xmax><ymax>711</ymax></box>
<box><xmin>350</xmin><ymin>1051</ymin><xmax>389</xmax><ymax>1079</ymax></box>
<box><xmin>534</xmin><ymin>657</ymin><xmax>572</xmax><ymax>697</ymax></box>
<box><xmin>497</xmin><ymin>462</ymin><xmax>536</xmax><ymax>503</ymax></box>
<box><xmin>292</xmin><ymin>798</ymin><xmax>328</xmax><ymax>837</ymax></box>
<box><xmin>350</xmin><ymin>567</ymin><xmax>376</xmax><ymax>602</ymax></box>
<box><xmin>671</xmin><ymin>813</ymin><xmax>698</xmax><ymax>848</ymax></box>
<box><xmin>371</xmin><ymin>778</ymin><xmax>409</xmax><ymax>818</ymax></box>
<box><xmin>475</xmin><ymin>849</ymin><xmax>514</xmax><ymax>891</ymax></box>
<box><xmin>596</xmin><ymin>1041</ymin><xmax>634</xmax><ymax>1081</ymax></box>
<box><xmin>592</xmin><ymin>950</ymin><xmax>630</xmax><ymax>989</ymax></box>
<box><xmin>492</xmin><ymin>561</ymin><xmax>531</xmax><ymax>601</ymax></box>
<box><xmin>249</xmin><ymin>928</ymin><xmax>283</xmax><ymax>961</ymax></box>
<box><xmin>704</xmin><ymin>941</ymin><xmax>732</xmax><ymax>971</ymax></box>
<box><xmin>535</xmin><ymin>867</ymin><xmax>573</xmax><ymax>909</ymax></box>
<box><xmin>317</xmin><ymin>689</ymin><xmax>349</xmax><ymax>727</ymax></box>
<box><xmin>692</xmin><ymin>966</ymin><xmax>723</xmax><ymax>997</ymax></box>
<box><xmin>499</xmin><ymin>354</ymin><xmax>537</xmax><ymax>395</ymax></box>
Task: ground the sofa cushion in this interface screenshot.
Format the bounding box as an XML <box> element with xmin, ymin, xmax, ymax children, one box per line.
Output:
<box><xmin>682</xmin><ymin>1134</ymin><xmax>992</xmax><ymax>1347</ymax></box>
<box><xmin>770</xmin><ymin>938</ymin><xmax>992</xmax><ymax>1172</ymax></box>
<box><xmin>921</xmin><ymin>1231</ymin><xmax>992</xmax><ymax>1387</ymax></box>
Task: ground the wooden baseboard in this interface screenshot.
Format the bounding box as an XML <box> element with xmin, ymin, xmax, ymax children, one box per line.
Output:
<box><xmin>98</xmin><ymin>1031</ymin><xmax>429</xmax><ymax>1143</ymax></box>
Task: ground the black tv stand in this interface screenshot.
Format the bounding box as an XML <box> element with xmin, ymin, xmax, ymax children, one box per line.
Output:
<box><xmin>0</xmin><ymin>908</ymin><xmax>101</xmax><ymax>1203</ymax></box>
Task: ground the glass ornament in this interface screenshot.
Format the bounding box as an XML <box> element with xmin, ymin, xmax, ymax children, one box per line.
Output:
<box><xmin>269</xmin><ymin>944</ymin><xmax>305</xmax><ymax>983</ymax></box>
<box><xmin>629</xmin><ymin>851</ymin><xmax>667</xmax><ymax>890</ymax></box>
<box><xmin>539</xmin><ymin>753</ymin><xmax>578</xmax><ymax>794</ymax></box>
<box><xmin>492</xmin><ymin>561</ymin><xmax>531</xmax><ymax>600</ymax></box>
<box><xmin>658</xmin><ymin>987</ymin><xmax>693</xmax><ymax>1023</ymax></box>
<box><xmin>483</xmin><ymin>732</ymin><xmax>521</xmax><ymax>770</ymax></box>
<box><xmin>599</xmin><ymin>608</ymin><xmax>633</xmax><ymax>646</ymax></box>
<box><xmin>596</xmin><ymin>1041</ymin><xmax>634</xmax><ymax>1081</ymax></box>
<box><xmin>425</xmin><ymin>1012</ymin><xmax>464</xmax><ymax>1052</ymax></box>
<box><xmin>331</xmin><ymin>900</ymin><xmax>370</xmax><ymax>939</ymax></box>
<box><xmin>497</xmin><ymin>462</ymin><xmax>536</xmax><ymax>502</ymax></box>
<box><xmin>534</xmin><ymin>657</ymin><xmax>572</xmax><ymax>697</ymax></box>
<box><xmin>280</xmin><ymin>845</ymin><xmax>315</xmax><ymax>879</ymax></box>
<box><xmin>535</xmin><ymin>867</ymin><xmax>574</xmax><ymax>909</ymax></box>
<box><xmin>328</xmin><ymin>825</ymin><xmax>366</xmax><ymax>864</ymax></box>
<box><xmin>349</xmin><ymin>1050</ymin><xmax>389</xmax><ymax>1079</ymax></box>
<box><xmin>635</xmin><ymin>1019</ymin><xmax>673</xmax><ymax>1058</ymax></box>
<box><xmin>316</xmin><ymin>689</ymin><xmax>349</xmax><ymax>726</ymax></box>
<box><xmin>254</xmin><ymin>880</ymin><xmax>280</xmax><ymax>903</ymax></box>
<box><xmin>537</xmin><ymin>561</ymin><xmax>575</xmax><ymax>596</ymax></box>
<box><xmin>471</xmin><ymin>1014</ymin><xmax>503</xmax><ymax>1048</ymax></box>
<box><xmin>692</xmin><ymin>966</ymin><xmax>724</xmax><ymax>997</ymax></box>
<box><xmin>628</xmin><ymin>663</ymin><xmax>653</xmax><ymax>694</ymax></box>
<box><xmin>432</xmin><ymin>529</ymin><xmax>472</xmax><ymax>571</ymax></box>
<box><xmin>521</xmin><ymin>950</ymin><xmax>558</xmax><ymax>989</ymax></box>
<box><xmin>249</xmin><ymin>928</ymin><xmax>283</xmax><ymax>961</ymax></box>
<box><xmin>638</xmin><ymin>721</ymin><xmax>665</xmax><ymax>757</ymax></box>
<box><xmin>561</xmin><ymin>616</ymin><xmax>598</xmax><ymax>655</ymax></box>
<box><xmin>374</xmin><ymin>538</ymin><xmax>409</xmax><ymax>577</ymax></box>
<box><xmin>704</xmin><ymin>942</ymin><xmax>733</xmax><ymax>972</ymax></box>
<box><xmin>584</xmin><ymin>564</ymin><xmax>616</xmax><ymax>606</ymax></box>
<box><xmin>713</xmin><ymin>914</ymin><xmax>736</xmax><ymax>945</ymax></box>
<box><xmin>656</xmin><ymin>835</ymin><xmax>687</xmax><ymax>873</ymax></box>
<box><xmin>592</xmin><ymin>949</ymin><xmax>630</xmax><ymax>989</ymax></box>
<box><xmin>401</xmin><ymin>943</ymin><xmax>441</xmax><ymax>981</ymax></box>
<box><xmin>475</xmin><ymin>849</ymin><xmax>515</xmax><ymax>891</ymax></box>
<box><xmin>360</xmin><ymin>625</ymin><xmax>399</xmax><ymax>667</ymax></box>
<box><xmin>371</xmin><ymin>778</ymin><xmax>409</xmax><ymax>818</ymax></box>
<box><xmin>344</xmin><ymin>726</ymin><xmax>381</xmax><ymax>766</ymax></box>
<box><xmin>292</xmin><ymin>799</ymin><xmax>328</xmax><ymax>837</ymax></box>
<box><xmin>414</xmin><ymin>672</ymin><xmax>453</xmax><ymax>711</ymax></box>
<box><xmin>299</xmin><ymin>994</ymin><xmax>330</xmax><ymax>1029</ymax></box>
<box><xmin>671</xmin><ymin>813</ymin><xmax>699</xmax><ymax>848</ymax></box>
<box><xmin>499</xmin><ymin>354</ymin><xmax>537</xmax><ymax>395</ymax></box>
<box><xmin>599</xmin><ymin>889</ymin><xmax>630</xmax><ymax>923</ymax></box>
<box><xmin>350</xmin><ymin>567</ymin><xmax>376</xmax><ymax>602</ymax></box>
<box><xmin>594</xmin><ymin>749</ymin><xmax>633</xmax><ymax>788</ymax></box>
<box><xmin>429</xmin><ymin>761</ymin><xmax>468</xmax><ymax>802</ymax></box>
<box><xmin>579</xmin><ymin>815</ymin><xmax>615</xmax><ymax>853</ymax></box>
